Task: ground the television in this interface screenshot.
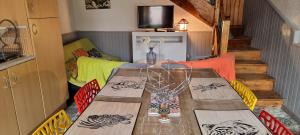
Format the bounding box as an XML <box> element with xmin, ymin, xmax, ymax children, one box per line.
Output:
<box><xmin>138</xmin><ymin>6</ymin><xmax>174</xmax><ymax>31</ymax></box>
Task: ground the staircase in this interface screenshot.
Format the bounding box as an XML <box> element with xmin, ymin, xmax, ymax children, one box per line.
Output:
<box><xmin>171</xmin><ymin>0</ymin><xmax>283</xmax><ymax>108</ymax></box>
<box><xmin>229</xmin><ymin>25</ymin><xmax>283</xmax><ymax>108</ymax></box>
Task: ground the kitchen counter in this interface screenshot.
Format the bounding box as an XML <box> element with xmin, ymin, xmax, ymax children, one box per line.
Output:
<box><xmin>0</xmin><ymin>56</ymin><xmax>35</xmax><ymax>71</ymax></box>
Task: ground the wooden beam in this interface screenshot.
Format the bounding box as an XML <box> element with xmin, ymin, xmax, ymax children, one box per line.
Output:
<box><xmin>212</xmin><ymin>26</ymin><xmax>219</xmax><ymax>55</ymax></box>
<box><xmin>220</xmin><ymin>20</ymin><xmax>230</xmax><ymax>55</ymax></box>
<box><xmin>170</xmin><ymin>0</ymin><xmax>214</xmax><ymax>26</ymax></box>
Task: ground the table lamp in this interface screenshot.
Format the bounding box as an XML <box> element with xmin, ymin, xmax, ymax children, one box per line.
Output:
<box><xmin>178</xmin><ymin>19</ymin><xmax>189</xmax><ymax>31</ymax></box>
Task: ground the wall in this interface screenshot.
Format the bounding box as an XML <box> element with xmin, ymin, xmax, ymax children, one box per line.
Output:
<box><xmin>267</xmin><ymin>0</ymin><xmax>300</xmax><ymax>30</ymax></box>
<box><xmin>70</xmin><ymin>0</ymin><xmax>212</xmax><ymax>31</ymax></box>
<box><xmin>77</xmin><ymin>31</ymin><xmax>132</xmax><ymax>61</ymax></box>
<box><xmin>77</xmin><ymin>31</ymin><xmax>212</xmax><ymax>62</ymax></box>
<box><xmin>244</xmin><ymin>0</ymin><xmax>300</xmax><ymax>119</ymax></box>
<box><xmin>67</xmin><ymin>0</ymin><xmax>213</xmax><ymax>61</ymax></box>
<box><xmin>57</xmin><ymin>0</ymin><xmax>74</xmax><ymax>34</ymax></box>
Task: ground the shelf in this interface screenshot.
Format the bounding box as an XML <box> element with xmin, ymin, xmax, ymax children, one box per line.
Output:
<box><xmin>0</xmin><ymin>56</ymin><xmax>35</xmax><ymax>71</ymax></box>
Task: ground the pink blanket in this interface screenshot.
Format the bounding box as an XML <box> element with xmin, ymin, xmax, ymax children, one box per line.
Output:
<box><xmin>178</xmin><ymin>53</ymin><xmax>236</xmax><ymax>81</ymax></box>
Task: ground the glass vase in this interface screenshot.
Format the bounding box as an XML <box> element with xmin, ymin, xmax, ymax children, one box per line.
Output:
<box><xmin>146</xmin><ymin>47</ymin><xmax>156</xmax><ymax>65</ymax></box>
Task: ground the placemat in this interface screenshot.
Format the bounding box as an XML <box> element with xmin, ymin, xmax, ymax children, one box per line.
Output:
<box><xmin>189</xmin><ymin>78</ymin><xmax>241</xmax><ymax>100</ymax></box>
<box><xmin>194</xmin><ymin>110</ymin><xmax>272</xmax><ymax>135</ymax></box>
<box><xmin>96</xmin><ymin>76</ymin><xmax>147</xmax><ymax>102</ymax></box>
<box><xmin>65</xmin><ymin>101</ymin><xmax>141</xmax><ymax>135</ymax></box>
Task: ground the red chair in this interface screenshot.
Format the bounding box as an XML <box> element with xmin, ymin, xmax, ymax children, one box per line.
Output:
<box><xmin>74</xmin><ymin>79</ymin><xmax>101</xmax><ymax>114</ymax></box>
<box><xmin>259</xmin><ymin>110</ymin><xmax>293</xmax><ymax>135</ymax></box>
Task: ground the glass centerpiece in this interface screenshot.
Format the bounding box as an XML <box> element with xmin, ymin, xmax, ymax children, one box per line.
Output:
<box><xmin>141</xmin><ymin>60</ymin><xmax>192</xmax><ymax>123</ymax></box>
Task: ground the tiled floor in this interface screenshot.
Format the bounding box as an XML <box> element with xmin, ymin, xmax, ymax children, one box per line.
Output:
<box><xmin>254</xmin><ymin>107</ymin><xmax>300</xmax><ymax>134</ymax></box>
<box><xmin>66</xmin><ymin>102</ymin><xmax>80</xmax><ymax>122</ymax></box>
<box><xmin>66</xmin><ymin>103</ymin><xmax>300</xmax><ymax>134</ymax></box>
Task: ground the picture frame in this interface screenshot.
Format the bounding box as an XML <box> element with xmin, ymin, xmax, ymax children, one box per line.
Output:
<box><xmin>85</xmin><ymin>0</ymin><xmax>111</xmax><ymax>9</ymax></box>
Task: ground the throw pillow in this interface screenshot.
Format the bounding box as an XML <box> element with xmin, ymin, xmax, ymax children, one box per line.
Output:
<box><xmin>65</xmin><ymin>58</ymin><xmax>78</xmax><ymax>79</ymax></box>
<box><xmin>88</xmin><ymin>48</ymin><xmax>102</xmax><ymax>58</ymax></box>
<box><xmin>73</xmin><ymin>48</ymin><xmax>89</xmax><ymax>58</ymax></box>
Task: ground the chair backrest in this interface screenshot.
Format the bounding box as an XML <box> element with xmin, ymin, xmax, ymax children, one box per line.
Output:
<box><xmin>32</xmin><ymin>110</ymin><xmax>71</xmax><ymax>135</ymax></box>
<box><xmin>230</xmin><ymin>80</ymin><xmax>257</xmax><ymax>111</ymax></box>
<box><xmin>259</xmin><ymin>110</ymin><xmax>293</xmax><ymax>135</ymax></box>
<box><xmin>74</xmin><ymin>79</ymin><xmax>101</xmax><ymax>113</ymax></box>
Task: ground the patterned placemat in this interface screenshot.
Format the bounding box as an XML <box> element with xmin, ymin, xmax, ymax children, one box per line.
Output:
<box><xmin>194</xmin><ymin>110</ymin><xmax>272</xmax><ymax>135</ymax></box>
<box><xmin>65</xmin><ymin>101</ymin><xmax>141</xmax><ymax>135</ymax></box>
<box><xmin>189</xmin><ymin>78</ymin><xmax>241</xmax><ymax>100</ymax></box>
<box><xmin>96</xmin><ymin>76</ymin><xmax>147</xmax><ymax>102</ymax></box>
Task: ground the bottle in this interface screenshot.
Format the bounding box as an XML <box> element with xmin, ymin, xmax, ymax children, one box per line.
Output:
<box><xmin>146</xmin><ymin>47</ymin><xmax>156</xmax><ymax>65</ymax></box>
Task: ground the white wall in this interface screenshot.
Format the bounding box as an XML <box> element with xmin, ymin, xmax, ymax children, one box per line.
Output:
<box><xmin>70</xmin><ymin>0</ymin><xmax>212</xmax><ymax>32</ymax></box>
<box><xmin>58</xmin><ymin>0</ymin><xmax>74</xmax><ymax>34</ymax></box>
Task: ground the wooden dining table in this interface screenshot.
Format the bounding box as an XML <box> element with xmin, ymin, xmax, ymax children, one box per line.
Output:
<box><xmin>65</xmin><ymin>68</ymin><xmax>264</xmax><ymax>135</ymax></box>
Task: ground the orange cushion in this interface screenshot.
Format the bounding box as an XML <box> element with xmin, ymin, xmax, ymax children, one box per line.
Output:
<box><xmin>178</xmin><ymin>53</ymin><xmax>236</xmax><ymax>81</ymax></box>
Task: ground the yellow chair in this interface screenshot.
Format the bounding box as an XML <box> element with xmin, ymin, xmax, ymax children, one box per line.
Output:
<box><xmin>32</xmin><ymin>110</ymin><xmax>71</xmax><ymax>135</ymax></box>
<box><xmin>230</xmin><ymin>80</ymin><xmax>257</xmax><ymax>111</ymax></box>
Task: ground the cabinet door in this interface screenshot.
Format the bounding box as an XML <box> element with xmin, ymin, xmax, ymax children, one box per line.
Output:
<box><xmin>26</xmin><ymin>0</ymin><xmax>59</xmax><ymax>18</ymax></box>
<box><xmin>8</xmin><ymin>60</ymin><xmax>45</xmax><ymax>135</ymax></box>
<box><xmin>0</xmin><ymin>70</ymin><xmax>19</xmax><ymax>135</ymax></box>
<box><xmin>29</xmin><ymin>18</ymin><xmax>68</xmax><ymax>117</ymax></box>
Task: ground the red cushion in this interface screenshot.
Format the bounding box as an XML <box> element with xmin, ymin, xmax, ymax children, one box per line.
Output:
<box><xmin>73</xmin><ymin>48</ymin><xmax>89</xmax><ymax>58</ymax></box>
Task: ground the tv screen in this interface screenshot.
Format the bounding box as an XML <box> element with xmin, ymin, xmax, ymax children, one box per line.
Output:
<box><xmin>138</xmin><ymin>6</ymin><xmax>174</xmax><ymax>29</ymax></box>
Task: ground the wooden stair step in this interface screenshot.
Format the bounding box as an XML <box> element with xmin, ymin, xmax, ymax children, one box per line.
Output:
<box><xmin>237</xmin><ymin>73</ymin><xmax>274</xmax><ymax>91</ymax></box>
<box><xmin>254</xmin><ymin>91</ymin><xmax>283</xmax><ymax>108</ymax></box>
<box><xmin>229</xmin><ymin>47</ymin><xmax>261</xmax><ymax>60</ymax></box>
<box><xmin>228</xmin><ymin>36</ymin><xmax>252</xmax><ymax>50</ymax></box>
<box><xmin>236</xmin><ymin>60</ymin><xmax>267</xmax><ymax>74</ymax></box>
<box><xmin>230</xmin><ymin>25</ymin><xmax>244</xmax><ymax>37</ymax></box>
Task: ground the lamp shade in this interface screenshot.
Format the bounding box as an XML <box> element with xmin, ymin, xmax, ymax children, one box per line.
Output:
<box><xmin>178</xmin><ymin>19</ymin><xmax>189</xmax><ymax>31</ymax></box>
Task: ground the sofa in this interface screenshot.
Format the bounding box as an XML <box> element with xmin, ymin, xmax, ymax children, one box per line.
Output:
<box><xmin>63</xmin><ymin>38</ymin><xmax>125</xmax><ymax>102</ymax></box>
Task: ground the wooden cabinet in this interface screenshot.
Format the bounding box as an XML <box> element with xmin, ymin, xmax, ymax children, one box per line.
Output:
<box><xmin>0</xmin><ymin>0</ymin><xmax>27</xmax><ymax>23</ymax></box>
<box><xmin>26</xmin><ymin>0</ymin><xmax>59</xmax><ymax>18</ymax></box>
<box><xmin>8</xmin><ymin>60</ymin><xmax>45</xmax><ymax>135</ymax></box>
<box><xmin>29</xmin><ymin>18</ymin><xmax>68</xmax><ymax>117</ymax></box>
<box><xmin>1</xmin><ymin>0</ymin><xmax>68</xmax><ymax>134</ymax></box>
<box><xmin>0</xmin><ymin>70</ymin><xmax>19</xmax><ymax>135</ymax></box>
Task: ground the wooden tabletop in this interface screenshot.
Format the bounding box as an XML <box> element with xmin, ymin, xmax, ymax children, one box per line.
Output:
<box><xmin>111</xmin><ymin>68</ymin><xmax>248</xmax><ymax>135</ymax></box>
<box><xmin>69</xmin><ymin>68</ymin><xmax>249</xmax><ymax>135</ymax></box>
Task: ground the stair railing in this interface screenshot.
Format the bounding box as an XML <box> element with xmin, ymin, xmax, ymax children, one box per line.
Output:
<box><xmin>212</xmin><ymin>0</ymin><xmax>231</xmax><ymax>55</ymax></box>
